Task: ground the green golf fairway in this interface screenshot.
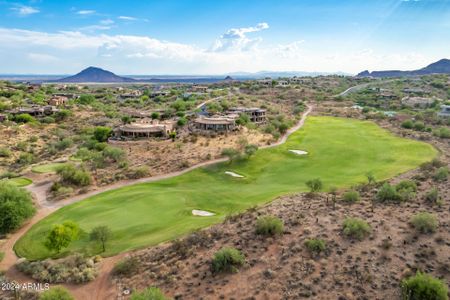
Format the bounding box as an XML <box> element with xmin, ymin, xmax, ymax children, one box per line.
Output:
<box><xmin>6</xmin><ymin>177</ymin><xmax>33</xmax><ymax>187</ymax></box>
<box><xmin>31</xmin><ymin>162</ymin><xmax>67</xmax><ymax>174</ymax></box>
<box><xmin>15</xmin><ymin>117</ymin><xmax>437</xmax><ymax>260</ymax></box>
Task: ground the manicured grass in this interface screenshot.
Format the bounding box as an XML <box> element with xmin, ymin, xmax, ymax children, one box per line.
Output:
<box><xmin>6</xmin><ymin>177</ymin><xmax>33</xmax><ymax>187</ymax></box>
<box><xmin>15</xmin><ymin>117</ymin><xmax>437</xmax><ymax>260</ymax></box>
<box><xmin>31</xmin><ymin>162</ymin><xmax>67</xmax><ymax>174</ymax></box>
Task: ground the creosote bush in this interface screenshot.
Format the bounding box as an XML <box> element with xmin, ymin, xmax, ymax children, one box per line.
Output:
<box><xmin>342</xmin><ymin>190</ymin><xmax>360</xmax><ymax>203</ymax></box>
<box><xmin>255</xmin><ymin>215</ymin><xmax>284</xmax><ymax>236</ymax></box>
<box><xmin>342</xmin><ymin>217</ymin><xmax>371</xmax><ymax>240</ymax></box>
<box><xmin>401</xmin><ymin>272</ymin><xmax>448</xmax><ymax>300</ymax></box>
<box><xmin>304</xmin><ymin>238</ymin><xmax>327</xmax><ymax>254</ymax></box>
<box><xmin>17</xmin><ymin>254</ymin><xmax>97</xmax><ymax>284</ymax></box>
<box><xmin>112</xmin><ymin>256</ymin><xmax>139</xmax><ymax>276</ymax></box>
<box><xmin>56</xmin><ymin>163</ymin><xmax>91</xmax><ymax>187</ymax></box>
<box><xmin>410</xmin><ymin>212</ymin><xmax>438</xmax><ymax>234</ymax></box>
<box><xmin>211</xmin><ymin>247</ymin><xmax>245</xmax><ymax>273</ymax></box>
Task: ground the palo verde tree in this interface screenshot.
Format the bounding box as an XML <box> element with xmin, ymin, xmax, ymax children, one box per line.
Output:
<box><xmin>90</xmin><ymin>225</ymin><xmax>112</xmax><ymax>252</ymax></box>
<box><xmin>306</xmin><ymin>178</ymin><xmax>323</xmax><ymax>193</ymax></box>
<box><xmin>44</xmin><ymin>221</ymin><xmax>80</xmax><ymax>253</ymax></box>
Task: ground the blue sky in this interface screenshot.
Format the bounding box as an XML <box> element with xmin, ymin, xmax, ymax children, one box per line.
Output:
<box><xmin>0</xmin><ymin>0</ymin><xmax>449</xmax><ymax>74</ymax></box>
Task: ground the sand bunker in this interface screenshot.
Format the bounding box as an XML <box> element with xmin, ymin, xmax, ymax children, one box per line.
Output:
<box><xmin>289</xmin><ymin>150</ymin><xmax>308</xmax><ymax>155</ymax></box>
<box><xmin>225</xmin><ymin>171</ymin><xmax>244</xmax><ymax>178</ymax></box>
<box><xmin>192</xmin><ymin>209</ymin><xmax>215</xmax><ymax>217</ymax></box>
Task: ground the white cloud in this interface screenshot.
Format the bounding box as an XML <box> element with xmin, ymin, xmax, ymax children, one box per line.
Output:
<box><xmin>77</xmin><ymin>10</ymin><xmax>96</xmax><ymax>15</ymax></box>
<box><xmin>118</xmin><ymin>16</ymin><xmax>137</xmax><ymax>21</ymax></box>
<box><xmin>211</xmin><ymin>22</ymin><xmax>269</xmax><ymax>52</ymax></box>
<box><xmin>0</xmin><ymin>27</ymin><xmax>439</xmax><ymax>75</ymax></box>
<box><xmin>11</xmin><ymin>5</ymin><xmax>40</xmax><ymax>16</ymax></box>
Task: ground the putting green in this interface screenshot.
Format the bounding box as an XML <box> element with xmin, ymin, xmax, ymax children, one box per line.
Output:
<box><xmin>31</xmin><ymin>162</ymin><xmax>67</xmax><ymax>174</ymax></box>
<box><xmin>5</xmin><ymin>177</ymin><xmax>33</xmax><ymax>187</ymax></box>
<box><xmin>15</xmin><ymin>117</ymin><xmax>437</xmax><ymax>259</ymax></box>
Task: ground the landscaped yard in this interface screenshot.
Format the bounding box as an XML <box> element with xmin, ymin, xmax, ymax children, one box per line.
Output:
<box><xmin>5</xmin><ymin>177</ymin><xmax>33</xmax><ymax>187</ymax></box>
<box><xmin>31</xmin><ymin>162</ymin><xmax>67</xmax><ymax>174</ymax></box>
<box><xmin>15</xmin><ymin>116</ymin><xmax>437</xmax><ymax>260</ymax></box>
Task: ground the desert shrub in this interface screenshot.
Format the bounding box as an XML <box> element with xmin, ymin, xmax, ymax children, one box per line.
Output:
<box><xmin>130</xmin><ymin>287</ymin><xmax>170</xmax><ymax>300</ymax></box>
<box><xmin>102</xmin><ymin>146</ymin><xmax>125</xmax><ymax>162</ymax></box>
<box><xmin>396</xmin><ymin>180</ymin><xmax>417</xmax><ymax>201</ymax></box>
<box><xmin>93</xmin><ymin>126</ymin><xmax>112</xmax><ymax>142</ymax></box>
<box><xmin>401</xmin><ymin>120</ymin><xmax>414</xmax><ymax>129</ymax></box>
<box><xmin>425</xmin><ymin>188</ymin><xmax>440</xmax><ymax>205</ymax></box>
<box><xmin>413</xmin><ymin>121</ymin><xmax>425</xmax><ymax>131</ymax></box>
<box><xmin>306</xmin><ymin>178</ymin><xmax>322</xmax><ymax>193</ymax></box>
<box><xmin>55</xmin><ymin>138</ymin><xmax>73</xmax><ymax>151</ymax></box>
<box><xmin>433</xmin><ymin>167</ymin><xmax>448</xmax><ymax>182</ymax></box>
<box><xmin>433</xmin><ymin>127</ymin><xmax>450</xmax><ymax>139</ymax></box>
<box><xmin>376</xmin><ymin>183</ymin><xmax>401</xmax><ymax>202</ymax></box>
<box><xmin>0</xmin><ymin>147</ymin><xmax>11</xmax><ymax>157</ymax></box>
<box><xmin>18</xmin><ymin>254</ymin><xmax>97</xmax><ymax>284</ymax></box>
<box><xmin>221</xmin><ymin>148</ymin><xmax>242</xmax><ymax>162</ymax></box>
<box><xmin>41</xmin><ymin>116</ymin><xmax>55</xmax><ymax>124</ymax></box>
<box><xmin>304</xmin><ymin>238</ymin><xmax>327</xmax><ymax>254</ymax></box>
<box><xmin>0</xmin><ymin>251</ymin><xmax>4</xmax><ymax>262</ymax></box>
<box><xmin>410</xmin><ymin>212</ymin><xmax>438</xmax><ymax>234</ymax></box>
<box><xmin>401</xmin><ymin>272</ymin><xmax>448</xmax><ymax>300</ymax></box>
<box><xmin>112</xmin><ymin>256</ymin><xmax>139</xmax><ymax>276</ymax></box>
<box><xmin>342</xmin><ymin>217</ymin><xmax>371</xmax><ymax>240</ymax></box>
<box><xmin>211</xmin><ymin>247</ymin><xmax>245</xmax><ymax>273</ymax></box>
<box><xmin>56</xmin><ymin>164</ymin><xmax>91</xmax><ymax>187</ymax></box>
<box><xmin>177</xmin><ymin>117</ymin><xmax>187</xmax><ymax>126</ymax></box>
<box><xmin>342</xmin><ymin>190</ymin><xmax>360</xmax><ymax>203</ymax></box>
<box><xmin>255</xmin><ymin>216</ymin><xmax>284</xmax><ymax>236</ymax></box>
<box><xmin>77</xmin><ymin>94</ymin><xmax>95</xmax><ymax>105</ymax></box>
<box><xmin>128</xmin><ymin>166</ymin><xmax>150</xmax><ymax>179</ymax></box>
<box><xmin>39</xmin><ymin>287</ymin><xmax>74</xmax><ymax>300</ymax></box>
<box><xmin>17</xmin><ymin>152</ymin><xmax>34</xmax><ymax>165</ymax></box>
<box><xmin>0</xmin><ymin>181</ymin><xmax>35</xmax><ymax>234</ymax></box>
<box><xmin>15</xmin><ymin>113</ymin><xmax>35</xmax><ymax>123</ymax></box>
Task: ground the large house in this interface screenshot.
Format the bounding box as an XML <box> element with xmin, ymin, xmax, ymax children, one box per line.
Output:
<box><xmin>191</xmin><ymin>116</ymin><xmax>237</xmax><ymax>133</ymax></box>
<box><xmin>226</xmin><ymin>107</ymin><xmax>267</xmax><ymax>124</ymax></box>
<box><xmin>48</xmin><ymin>96</ymin><xmax>68</xmax><ymax>106</ymax></box>
<box><xmin>401</xmin><ymin>96</ymin><xmax>438</xmax><ymax>108</ymax></box>
<box><xmin>7</xmin><ymin>105</ymin><xmax>59</xmax><ymax>117</ymax></box>
<box><xmin>115</xmin><ymin>119</ymin><xmax>175</xmax><ymax>139</ymax></box>
<box><xmin>438</xmin><ymin>105</ymin><xmax>450</xmax><ymax>118</ymax></box>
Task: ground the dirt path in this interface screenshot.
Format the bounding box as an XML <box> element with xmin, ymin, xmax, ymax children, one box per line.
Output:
<box><xmin>0</xmin><ymin>104</ymin><xmax>313</xmax><ymax>300</ymax></box>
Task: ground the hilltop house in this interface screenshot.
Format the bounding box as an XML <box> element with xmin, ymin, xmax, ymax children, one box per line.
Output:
<box><xmin>438</xmin><ymin>105</ymin><xmax>450</xmax><ymax>118</ymax></box>
<box><xmin>226</xmin><ymin>107</ymin><xmax>267</xmax><ymax>124</ymax></box>
<box><xmin>401</xmin><ymin>96</ymin><xmax>438</xmax><ymax>108</ymax></box>
<box><xmin>256</xmin><ymin>79</ymin><xmax>272</xmax><ymax>87</ymax></box>
<box><xmin>7</xmin><ymin>105</ymin><xmax>59</xmax><ymax>117</ymax></box>
<box><xmin>276</xmin><ymin>80</ymin><xmax>290</xmax><ymax>87</ymax></box>
<box><xmin>48</xmin><ymin>96</ymin><xmax>68</xmax><ymax>106</ymax></box>
<box><xmin>191</xmin><ymin>116</ymin><xmax>237</xmax><ymax>134</ymax></box>
<box><xmin>115</xmin><ymin>118</ymin><xmax>174</xmax><ymax>139</ymax></box>
<box><xmin>190</xmin><ymin>85</ymin><xmax>209</xmax><ymax>93</ymax></box>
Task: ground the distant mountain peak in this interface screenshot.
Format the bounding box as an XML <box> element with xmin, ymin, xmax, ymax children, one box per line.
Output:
<box><xmin>55</xmin><ymin>67</ymin><xmax>136</xmax><ymax>83</ymax></box>
<box><xmin>357</xmin><ymin>58</ymin><xmax>450</xmax><ymax>78</ymax></box>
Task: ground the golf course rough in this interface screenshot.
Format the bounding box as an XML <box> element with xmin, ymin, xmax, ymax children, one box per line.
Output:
<box><xmin>15</xmin><ymin>117</ymin><xmax>437</xmax><ymax>260</ymax></box>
